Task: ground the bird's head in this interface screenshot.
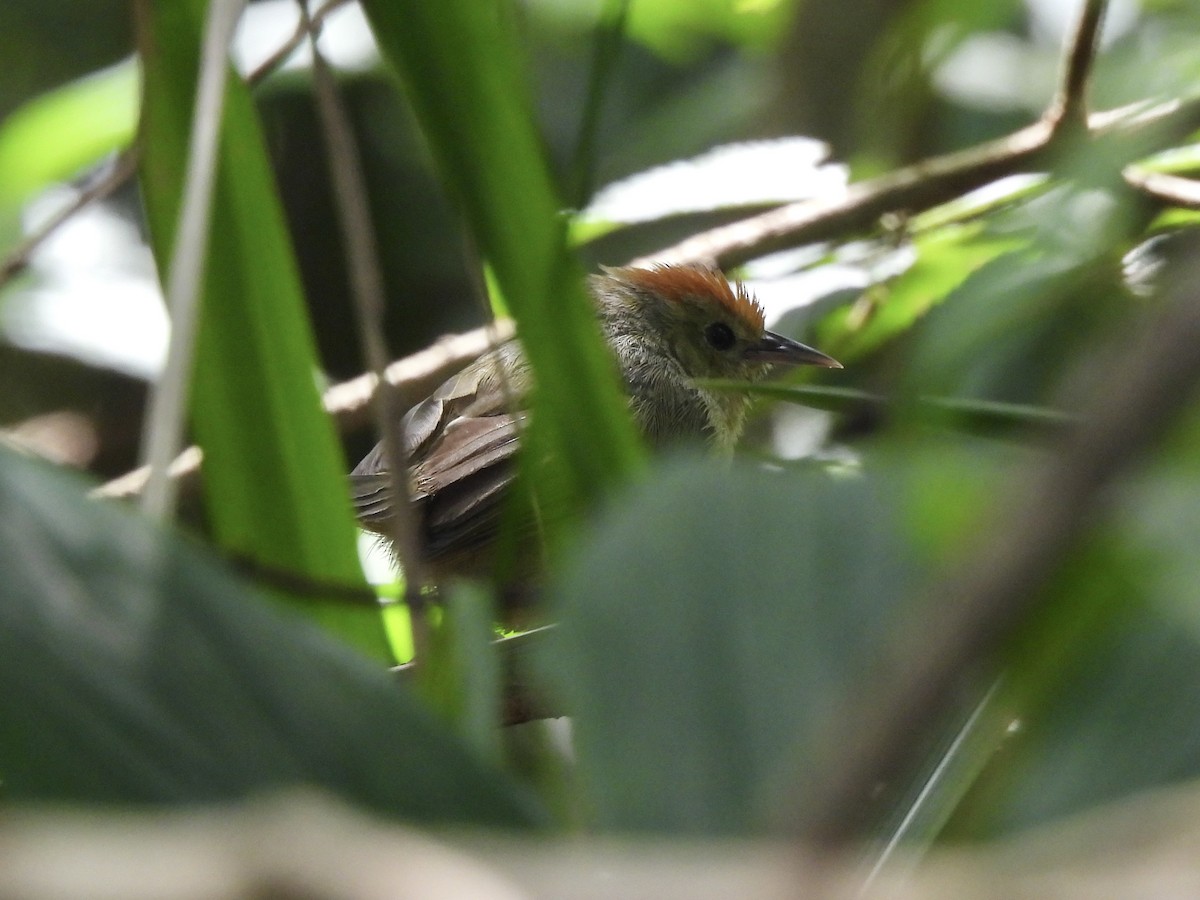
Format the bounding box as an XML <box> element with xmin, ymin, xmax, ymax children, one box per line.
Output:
<box><xmin>589</xmin><ymin>264</ymin><xmax>841</xmax><ymax>381</ymax></box>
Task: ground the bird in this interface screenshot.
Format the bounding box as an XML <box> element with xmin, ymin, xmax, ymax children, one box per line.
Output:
<box><xmin>349</xmin><ymin>264</ymin><xmax>841</xmax><ymax>584</ymax></box>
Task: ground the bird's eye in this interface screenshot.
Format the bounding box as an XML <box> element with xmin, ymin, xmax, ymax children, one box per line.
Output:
<box><xmin>704</xmin><ymin>322</ymin><xmax>736</xmax><ymax>351</ymax></box>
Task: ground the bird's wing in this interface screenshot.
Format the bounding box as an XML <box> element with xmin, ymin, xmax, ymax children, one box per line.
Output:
<box><xmin>351</xmin><ymin>344</ymin><xmax>520</xmax><ymax>478</ymax></box>
<box><xmin>348</xmin><ymin>412</ymin><xmax>525</xmax><ymax>555</ymax></box>
<box><xmin>411</xmin><ymin>412</ymin><xmax>526</xmax><ymax>558</ymax></box>
<box><xmin>349</xmin><ymin>340</ymin><xmax>530</xmax><ymax>563</ymax></box>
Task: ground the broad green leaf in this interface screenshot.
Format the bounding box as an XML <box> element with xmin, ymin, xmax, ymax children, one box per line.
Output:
<box><xmin>360</xmin><ymin>0</ymin><xmax>644</xmax><ymax>538</ymax></box>
<box><xmin>0</xmin><ymin>448</ymin><xmax>543</xmax><ymax>828</ymax></box>
<box><xmin>944</xmin><ymin>520</ymin><xmax>1200</xmax><ymax>839</ymax></box>
<box><xmin>529</xmin><ymin>0</ymin><xmax>799</xmax><ymax>60</ymax></box>
<box><xmin>0</xmin><ymin>60</ymin><xmax>137</xmax><ymax>208</ymax></box>
<box><xmin>136</xmin><ymin>0</ymin><xmax>388</xmax><ymax>658</ymax></box>
<box><xmin>815</xmin><ymin>223</ymin><xmax>1021</xmax><ymax>363</ymax></box>
<box><xmin>539</xmin><ymin>455</ymin><xmax>921</xmax><ymax>834</ymax></box>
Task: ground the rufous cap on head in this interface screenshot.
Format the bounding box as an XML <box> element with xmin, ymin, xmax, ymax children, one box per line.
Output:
<box><xmin>600</xmin><ymin>264</ymin><xmax>767</xmax><ymax>334</ymax></box>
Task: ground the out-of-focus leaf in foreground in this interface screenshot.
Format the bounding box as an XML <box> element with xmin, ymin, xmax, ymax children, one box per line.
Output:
<box><xmin>0</xmin><ymin>448</ymin><xmax>543</xmax><ymax>829</ymax></box>
<box><xmin>539</xmin><ymin>455</ymin><xmax>921</xmax><ymax>835</ymax></box>
<box><xmin>0</xmin><ymin>61</ymin><xmax>137</xmax><ymax>209</ymax></box>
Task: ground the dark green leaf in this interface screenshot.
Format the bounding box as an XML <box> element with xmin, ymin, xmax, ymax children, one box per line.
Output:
<box><xmin>946</xmin><ymin>465</ymin><xmax>1200</xmax><ymax>838</ymax></box>
<box><xmin>0</xmin><ymin>448</ymin><xmax>543</xmax><ymax>829</ymax></box>
<box><xmin>540</xmin><ymin>455</ymin><xmax>920</xmax><ymax>834</ymax></box>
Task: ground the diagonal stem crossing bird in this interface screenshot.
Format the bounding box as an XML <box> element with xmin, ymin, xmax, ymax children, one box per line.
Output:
<box><xmin>349</xmin><ymin>264</ymin><xmax>841</xmax><ymax>582</ymax></box>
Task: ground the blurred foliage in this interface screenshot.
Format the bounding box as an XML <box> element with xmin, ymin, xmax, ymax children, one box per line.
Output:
<box><xmin>2</xmin><ymin>0</ymin><xmax>1200</xmax><ymax>886</ymax></box>
<box><xmin>0</xmin><ymin>61</ymin><xmax>136</xmax><ymax>209</ymax></box>
<box><xmin>0</xmin><ymin>448</ymin><xmax>541</xmax><ymax>827</ymax></box>
<box><xmin>137</xmin><ymin>0</ymin><xmax>389</xmax><ymax>659</ymax></box>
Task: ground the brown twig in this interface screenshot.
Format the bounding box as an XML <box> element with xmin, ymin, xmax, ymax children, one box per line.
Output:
<box><xmin>636</xmin><ymin>121</ymin><xmax>1056</xmax><ymax>269</ymax></box>
<box><xmin>0</xmin><ymin>148</ymin><xmax>140</xmax><ymax>287</ymax></box>
<box><xmin>1049</xmin><ymin>0</ymin><xmax>1108</xmax><ymax>130</ymax></box>
<box><xmin>0</xmin><ymin>0</ymin><xmax>350</xmax><ymax>297</ymax></box>
<box><xmin>93</xmin><ymin>323</ymin><xmax>511</xmax><ymax>500</ymax></box>
<box><xmin>802</xmin><ymin>247</ymin><xmax>1200</xmax><ymax>845</ymax></box>
<box><xmin>284</xmin><ymin>0</ymin><xmax>430</xmax><ymax>661</ymax></box>
<box><xmin>1123</xmin><ymin>167</ymin><xmax>1200</xmax><ymax>210</ymax></box>
<box><xmin>246</xmin><ymin>0</ymin><xmax>352</xmax><ymax>84</ymax></box>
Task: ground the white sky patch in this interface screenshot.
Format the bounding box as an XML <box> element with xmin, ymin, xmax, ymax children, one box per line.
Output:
<box><xmin>3</xmin><ymin>185</ymin><xmax>167</xmax><ymax>380</ymax></box>
<box><xmin>358</xmin><ymin>530</ymin><xmax>401</xmax><ymax>586</ymax></box>
<box><xmin>933</xmin><ymin>32</ymin><xmax>1055</xmax><ymax>113</ymax></box>
<box><xmin>233</xmin><ymin>0</ymin><xmax>379</xmax><ymax>76</ymax></box>
<box><xmin>582</xmin><ymin>137</ymin><xmax>847</xmax><ymax>225</ymax></box>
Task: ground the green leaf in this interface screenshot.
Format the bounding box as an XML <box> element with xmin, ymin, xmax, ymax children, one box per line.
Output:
<box><xmin>0</xmin><ymin>448</ymin><xmax>543</xmax><ymax>829</ymax></box>
<box><xmin>944</xmin><ymin>519</ymin><xmax>1200</xmax><ymax>839</ymax></box>
<box><xmin>359</xmin><ymin>0</ymin><xmax>644</xmax><ymax>532</ymax></box>
<box><xmin>0</xmin><ymin>61</ymin><xmax>137</xmax><ymax>208</ymax></box>
<box><xmin>529</xmin><ymin>0</ymin><xmax>799</xmax><ymax>60</ymax></box>
<box><xmin>136</xmin><ymin>1</ymin><xmax>388</xmax><ymax>659</ymax></box>
<box><xmin>413</xmin><ymin>583</ymin><xmax>503</xmax><ymax>763</ymax></box>
<box><xmin>540</xmin><ymin>455</ymin><xmax>920</xmax><ymax>834</ymax></box>
<box><xmin>816</xmin><ymin>223</ymin><xmax>1021</xmax><ymax>363</ymax></box>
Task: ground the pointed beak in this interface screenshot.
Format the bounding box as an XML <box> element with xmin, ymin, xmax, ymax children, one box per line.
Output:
<box><xmin>744</xmin><ymin>330</ymin><xmax>842</xmax><ymax>369</ymax></box>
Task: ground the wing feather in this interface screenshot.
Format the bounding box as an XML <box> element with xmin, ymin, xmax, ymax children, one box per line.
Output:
<box><xmin>349</xmin><ymin>339</ymin><xmax>532</xmax><ymax>569</ymax></box>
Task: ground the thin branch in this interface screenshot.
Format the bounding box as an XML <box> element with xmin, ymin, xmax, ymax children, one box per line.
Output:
<box><xmin>323</xmin><ymin>319</ymin><xmax>515</xmax><ymax>427</ymax></box>
<box><xmin>0</xmin><ymin>0</ymin><xmax>349</xmax><ymax>298</ymax></box>
<box><xmin>802</xmin><ymin>249</ymin><xmax>1200</xmax><ymax>845</ymax></box>
<box><xmin>138</xmin><ymin>0</ymin><xmax>247</xmax><ymax>521</ymax></box>
<box><xmin>0</xmin><ymin>148</ymin><xmax>141</xmax><ymax>287</ymax></box>
<box><xmin>93</xmin><ymin>322</ymin><xmax>512</xmax><ymax>500</ymax></box>
<box><xmin>245</xmin><ymin>0</ymin><xmax>353</xmax><ymax>85</ymax></box>
<box><xmin>641</xmin><ymin>89</ymin><xmax>1200</xmax><ymax>274</ymax></box>
<box><xmin>304</xmin><ymin>1</ymin><xmax>430</xmax><ymax>663</ymax></box>
<box><xmin>1048</xmin><ymin>0</ymin><xmax>1109</xmax><ymax>129</ymax></box>
<box><xmin>636</xmin><ymin>121</ymin><xmax>1055</xmax><ymax>269</ymax></box>
<box><xmin>1124</xmin><ymin>167</ymin><xmax>1200</xmax><ymax>210</ymax></box>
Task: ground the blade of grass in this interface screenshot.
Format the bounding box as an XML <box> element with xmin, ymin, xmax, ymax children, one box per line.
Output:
<box><xmin>135</xmin><ymin>0</ymin><xmax>389</xmax><ymax>660</ymax></box>
<box><xmin>139</xmin><ymin>0</ymin><xmax>245</xmax><ymax>521</ymax></box>
<box><xmin>703</xmin><ymin>380</ymin><xmax>1079</xmax><ymax>434</ymax></box>
<box><xmin>359</xmin><ymin>0</ymin><xmax>645</xmax><ymax>533</ymax></box>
